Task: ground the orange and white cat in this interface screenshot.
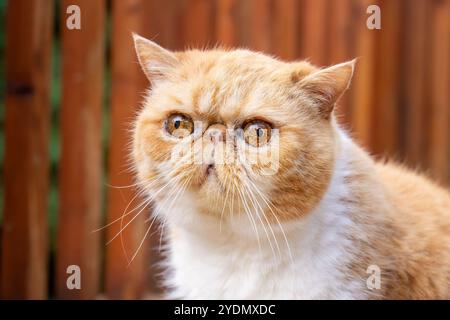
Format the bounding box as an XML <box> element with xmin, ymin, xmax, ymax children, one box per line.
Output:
<box><xmin>131</xmin><ymin>34</ymin><xmax>450</xmax><ymax>299</ymax></box>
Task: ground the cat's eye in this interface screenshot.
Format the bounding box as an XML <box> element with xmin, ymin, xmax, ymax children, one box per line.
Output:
<box><xmin>243</xmin><ymin>120</ymin><xmax>272</xmax><ymax>147</ymax></box>
<box><xmin>166</xmin><ymin>114</ymin><xmax>194</xmax><ymax>138</ymax></box>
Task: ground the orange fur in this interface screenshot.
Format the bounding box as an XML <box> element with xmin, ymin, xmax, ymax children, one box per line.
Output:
<box><xmin>339</xmin><ymin>142</ymin><xmax>450</xmax><ymax>299</ymax></box>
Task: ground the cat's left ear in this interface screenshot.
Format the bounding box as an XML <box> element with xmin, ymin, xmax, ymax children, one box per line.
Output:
<box><xmin>297</xmin><ymin>60</ymin><xmax>356</xmax><ymax>119</ymax></box>
<box><xmin>133</xmin><ymin>33</ymin><xmax>179</xmax><ymax>83</ymax></box>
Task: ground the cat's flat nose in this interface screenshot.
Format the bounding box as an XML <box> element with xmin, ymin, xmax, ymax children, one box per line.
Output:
<box><xmin>205</xmin><ymin>124</ymin><xmax>226</xmax><ymax>144</ymax></box>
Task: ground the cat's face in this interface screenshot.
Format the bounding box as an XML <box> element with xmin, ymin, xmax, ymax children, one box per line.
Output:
<box><xmin>132</xmin><ymin>34</ymin><xmax>354</xmax><ymax>229</ymax></box>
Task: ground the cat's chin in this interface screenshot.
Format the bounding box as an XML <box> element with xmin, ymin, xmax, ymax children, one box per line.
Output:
<box><xmin>199</xmin><ymin>174</ymin><xmax>225</xmax><ymax>196</ymax></box>
<box><xmin>197</xmin><ymin>165</ymin><xmax>225</xmax><ymax>191</ymax></box>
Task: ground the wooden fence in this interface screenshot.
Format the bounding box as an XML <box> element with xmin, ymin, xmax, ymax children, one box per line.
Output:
<box><xmin>1</xmin><ymin>0</ymin><xmax>449</xmax><ymax>299</ymax></box>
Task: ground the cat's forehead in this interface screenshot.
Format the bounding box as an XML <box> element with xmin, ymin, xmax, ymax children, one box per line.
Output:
<box><xmin>156</xmin><ymin>50</ymin><xmax>315</xmax><ymax>123</ymax></box>
<box><xmin>175</xmin><ymin>49</ymin><xmax>284</xmax><ymax>84</ymax></box>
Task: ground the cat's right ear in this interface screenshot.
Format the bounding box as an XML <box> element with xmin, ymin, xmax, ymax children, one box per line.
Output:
<box><xmin>133</xmin><ymin>33</ymin><xmax>179</xmax><ymax>83</ymax></box>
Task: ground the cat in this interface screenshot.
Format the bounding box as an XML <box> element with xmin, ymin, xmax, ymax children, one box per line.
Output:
<box><xmin>131</xmin><ymin>34</ymin><xmax>450</xmax><ymax>299</ymax></box>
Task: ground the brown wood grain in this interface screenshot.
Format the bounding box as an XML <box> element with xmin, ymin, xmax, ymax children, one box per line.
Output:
<box><xmin>349</xmin><ymin>0</ymin><xmax>378</xmax><ymax>150</ymax></box>
<box><xmin>402</xmin><ymin>0</ymin><xmax>429</xmax><ymax>169</ymax></box>
<box><xmin>146</xmin><ymin>0</ymin><xmax>182</xmax><ymax>50</ymax></box>
<box><xmin>427</xmin><ymin>0</ymin><xmax>450</xmax><ymax>182</ymax></box>
<box><xmin>105</xmin><ymin>0</ymin><xmax>156</xmax><ymax>299</ymax></box>
<box><xmin>272</xmin><ymin>0</ymin><xmax>298</xmax><ymax>60</ymax></box>
<box><xmin>181</xmin><ymin>0</ymin><xmax>216</xmax><ymax>48</ymax></box>
<box><xmin>299</xmin><ymin>0</ymin><xmax>328</xmax><ymax>64</ymax></box>
<box><xmin>372</xmin><ymin>0</ymin><xmax>402</xmax><ymax>157</ymax></box>
<box><xmin>1</xmin><ymin>0</ymin><xmax>53</xmax><ymax>299</ymax></box>
<box><xmin>216</xmin><ymin>0</ymin><xmax>238</xmax><ymax>47</ymax></box>
<box><xmin>248</xmin><ymin>0</ymin><xmax>272</xmax><ymax>52</ymax></box>
<box><xmin>56</xmin><ymin>0</ymin><xmax>105</xmax><ymax>299</ymax></box>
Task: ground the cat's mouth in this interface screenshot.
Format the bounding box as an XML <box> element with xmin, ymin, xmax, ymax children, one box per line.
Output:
<box><xmin>199</xmin><ymin>164</ymin><xmax>225</xmax><ymax>190</ymax></box>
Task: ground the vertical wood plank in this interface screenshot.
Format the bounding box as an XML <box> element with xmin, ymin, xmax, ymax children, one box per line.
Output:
<box><xmin>349</xmin><ymin>0</ymin><xmax>378</xmax><ymax>149</ymax></box>
<box><xmin>181</xmin><ymin>0</ymin><xmax>215</xmax><ymax>48</ymax></box>
<box><xmin>105</xmin><ymin>0</ymin><xmax>154</xmax><ymax>299</ymax></box>
<box><xmin>147</xmin><ymin>0</ymin><xmax>181</xmax><ymax>50</ymax></box>
<box><xmin>402</xmin><ymin>0</ymin><xmax>429</xmax><ymax>168</ymax></box>
<box><xmin>298</xmin><ymin>0</ymin><xmax>328</xmax><ymax>64</ymax></box>
<box><xmin>328</xmin><ymin>0</ymin><xmax>353</xmax><ymax>124</ymax></box>
<box><xmin>372</xmin><ymin>0</ymin><xmax>402</xmax><ymax>156</ymax></box>
<box><xmin>1</xmin><ymin>0</ymin><xmax>53</xmax><ymax>299</ymax></box>
<box><xmin>427</xmin><ymin>0</ymin><xmax>450</xmax><ymax>182</ymax></box>
<box><xmin>248</xmin><ymin>0</ymin><xmax>272</xmax><ymax>52</ymax></box>
<box><xmin>56</xmin><ymin>0</ymin><xmax>105</xmax><ymax>299</ymax></box>
<box><xmin>272</xmin><ymin>0</ymin><xmax>298</xmax><ymax>60</ymax></box>
<box><xmin>216</xmin><ymin>0</ymin><xmax>239</xmax><ymax>47</ymax></box>
<box><xmin>328</xmin><ymin>0</ymin><xmax>353</xmax><ymax>64</ymax></box>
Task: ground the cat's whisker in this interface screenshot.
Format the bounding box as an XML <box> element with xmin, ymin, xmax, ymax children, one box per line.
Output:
<box><xmin>229</xmin><ymin>176</ymin><xmax>236</xmax><ymax>224</ymax></box>
<box><xmin>244</xmin><ymin>179</ymin><xmax>281</xmax><ymax>259</ymax></box>
<box><xmin>237</xmin><ymin>162</ymin><xmax>292</xmax><ymax>258</ymax></box>
<box><xmin>97</xmin><ymin>170</ymin><xmax>171</xmax><ymax>234</ymax></box>
<box><xmin>146</xmin><ymin>171</ymin><xmax>191</xmax><ymax>252</ymax></box>
<box><xmin>215</xmin><ymin>179</ymin><xmax>223</xmax><ymax>211</ymax></box>
<box><xmin>219</xmin><ymin>172</ymin><xmax>232</xmax><ymax>232</ymax></box>
<box><xmin>158</xmin><ymin>174</ymin><xmax>193</xmax><ymax>251</ymax></box>
<box><xmin>144</xmin><ymin>174</ymin><xmax>184</xmax><ymax>227</ymax></box>
<box><xmin>127</xmin><ymin>215</ymin><xmax>153</xmax><ymax>267</ymax></box>
<box><xmin>234</xmin><ymin>161</ymin><xmax>270</xmax><ymax>254</ymax></box>
<box><xmin>105</xmin><ymin>180</ymin><xmax>146</xmax><ymax>189</ymax></box>
<box><xmin>107</xmin><ymin>171</ymin><xmax>179</xmax><ymax>250</ymax></box>
<box><xmin>106</xmin><ymin>197</ymin><xmax>152</xmax><ymax>246</ymax></box>
<box><xmin>242</xmin><ymin>180</ymin><xmax>278</xmax><ymax>259</ymax></box>
<box><xmin>92</xmin><ymin>189</ymin><xmax>145</xmax><ymax>233</ymax></box>
<box><xmin>127</xmin><ymin>173</ymin><xmax>188</xmax><ymax>266</ymax></box>
<box><xmin>236</xmin><ymin>183</ymin><xmax>262</xmax><ymax>254</ymax></box>
<box><xmin>247</xmin><ymin>178</ymin><xmax>294</xmax><ymax>261</ymax></box>
<box><xmin>142</xmin><ymin>180</ymin><xmax>180</xmax><ymax>263</ymax></box>
<box><xmin>158</xmin><ymin>175</ymin><xmax>188</xmax><ymax>220</ymax></box>
<box><xmin>144</xmin><ymin>183</ymin><xmax>180</xmax><ymax>243</ymax></box>
<box><xmin>97</xmin><ymin>172</ymin><xmax>171</xmax><ymax>264</ymax></box>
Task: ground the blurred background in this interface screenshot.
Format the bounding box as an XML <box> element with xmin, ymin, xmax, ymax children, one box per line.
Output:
<box><xmin>0</xmin><ymin>0</ymin><xmax>448</xmax><ymax>299</ymax></box>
